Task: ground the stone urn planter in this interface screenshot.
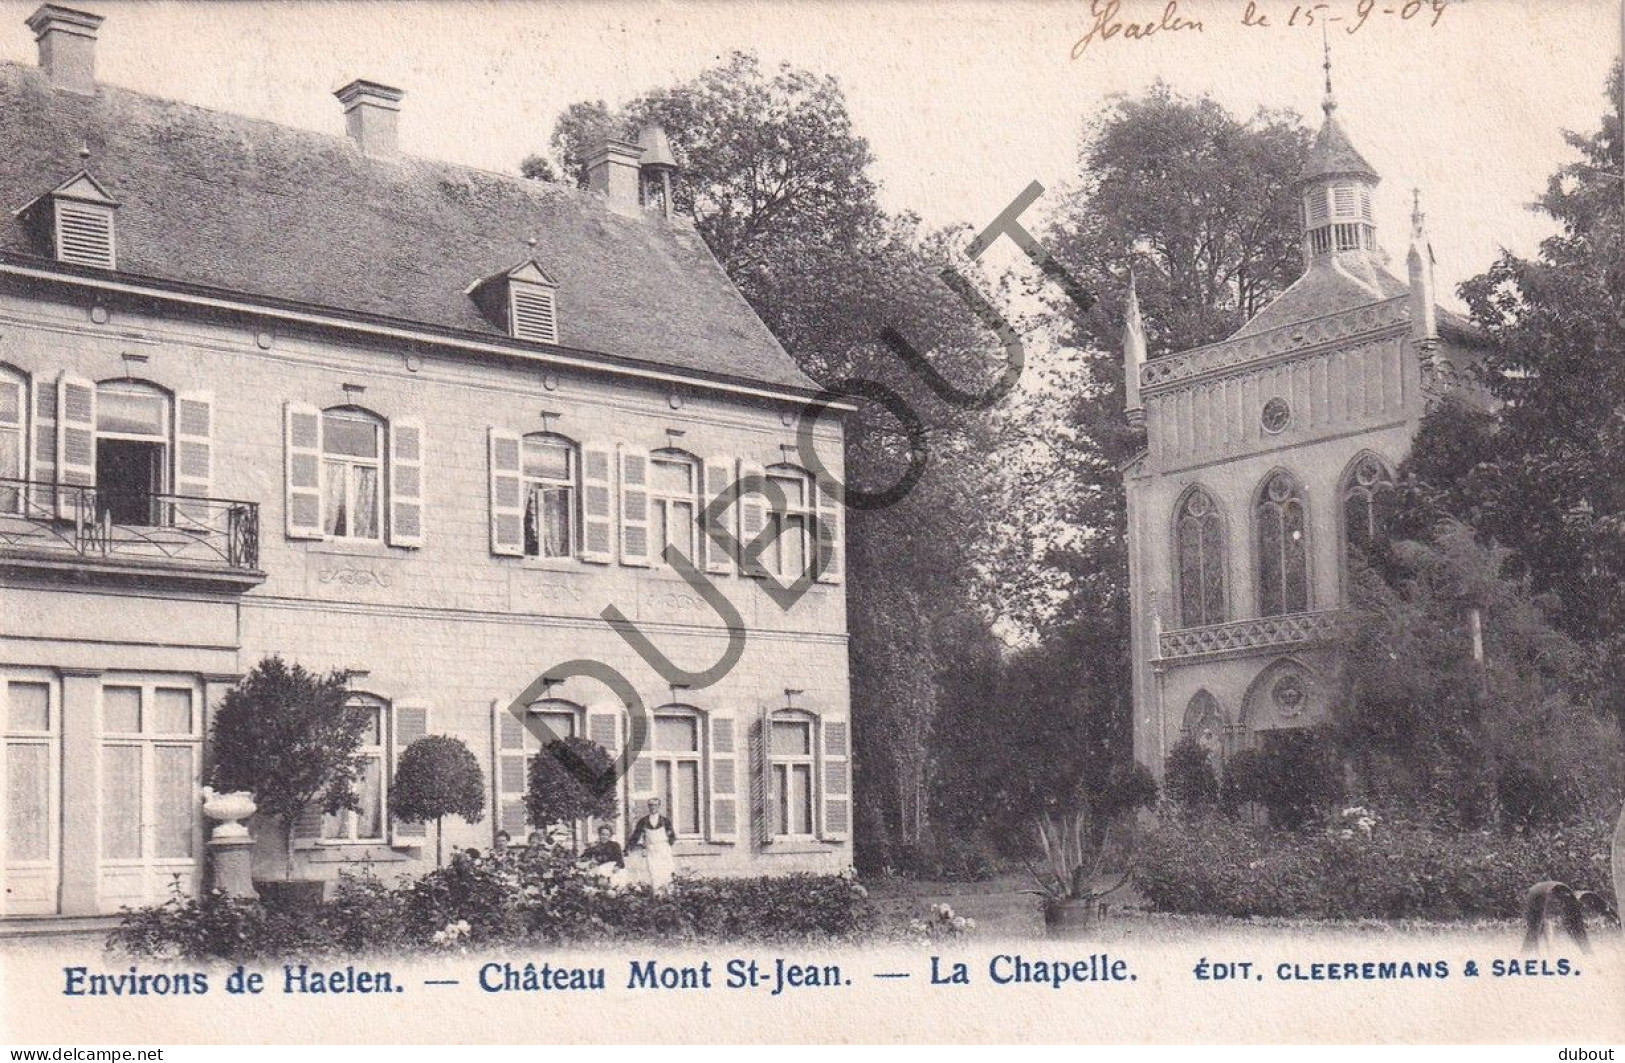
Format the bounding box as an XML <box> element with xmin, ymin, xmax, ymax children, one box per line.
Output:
<box><xmin>200</xmin><ymin>787</ymin><xmax>257</xmax><ymax>838</ymax></box>
<box><xmin>1043</xmin><ymin>898</ymin><xmax>1099</xmax><ymax>938</ymax></box>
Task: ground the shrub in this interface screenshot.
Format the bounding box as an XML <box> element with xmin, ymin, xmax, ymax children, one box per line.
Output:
<box><xmin>1164</xmin><ymin>738</ymin><xmax>1219</xmax><ymax>807</ymax></box>
<box><xmin>111</xmin><ymin>859</ymin><xmax>879</xmax><ymax>958</ymax></box>
<box><xmin>1136</xmin><ymin>807</ymin><xmax>1614</xmax><ymax>921</ymax></box>
<box><xmin>525</xmin><ymin>735</ymin><xmax>617</xmax><ymax>830</ymax></box>
<box><xmin>390</xmin><ymin>736</ymin><xmax>486</xmax><ymax>866</ymax></box>
<box><xmin>208</xmin><ymin>657</ymin><xmax>365</xmax><ymax>877</ymax></box>
<box><xmin>1256</xmin><ymin>730</ymin><xmax>1341</xmax><ymax>829</ymax></box>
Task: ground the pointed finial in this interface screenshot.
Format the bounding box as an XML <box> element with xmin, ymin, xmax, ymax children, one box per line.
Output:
<box><xmin>1321</xmin><ymin>26</ymin><xmax>1337</xmax><ymax>113</ymax></box>
<box><xmin>78</xmin><ymin>139</ymin><xmax>91</xmax><ymax>161</ymax></box>
<box><xmin>1123</xmin><ymin>267</ymin><xmax>1147</xmax><ymax>426</ymax></box>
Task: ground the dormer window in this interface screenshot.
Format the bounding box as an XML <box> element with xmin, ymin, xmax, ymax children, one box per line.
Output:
<box><xmin>14</xmin><ymin>171</ymin><xmax>119</xmax><ymax>270</ymax></box>
<box><xmin>467</xmin><ymin>259</ymin><xmax>560</xmax><ymax>345</ymax></box>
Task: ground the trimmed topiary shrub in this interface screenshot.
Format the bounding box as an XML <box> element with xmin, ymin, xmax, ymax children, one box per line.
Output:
<box><xmin>390</xmin><ymin>735</ymin><xmax>486</xmax><ymax>866</ymax></box>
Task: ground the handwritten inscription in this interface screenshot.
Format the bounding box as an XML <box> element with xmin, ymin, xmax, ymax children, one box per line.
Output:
<box><xmin>318</xmin><ymin>566</ymin><xmax>392</xmax><ymax>589</ymax></box>
<box><xmin>1073</xmin><ymin>0</ymin><xmax>1449</xmax><ymax>58</ymax></box>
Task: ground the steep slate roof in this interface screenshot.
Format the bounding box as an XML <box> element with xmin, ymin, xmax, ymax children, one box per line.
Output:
<box><xmin>0</xmin><ymin>62</ymin><xmax>819</xmax><ymax>393</ymax></box>
<box><xmin>1300</xmin><ymin>108</ymin><xmax>1378</xmax><ymax>183</ymax></box>
<box><xmin>1232</xmin><ymin>257</ymin><xmax>1409</xmax><ymax>338</ymax></box>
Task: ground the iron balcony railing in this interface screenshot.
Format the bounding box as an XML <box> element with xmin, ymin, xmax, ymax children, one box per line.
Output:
<box><xmin>0</xmin><ymin>478</ymin><xmax>259</xmax><ymax>572</ymax></box>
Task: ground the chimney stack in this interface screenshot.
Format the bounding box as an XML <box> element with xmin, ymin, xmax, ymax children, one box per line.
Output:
<box><xmin>585</xmin><ymin>139</ymin><xmax>643</xmax><ymax>213</ymax></box>
<box><xmin>27</xmin><ymin>4</ymin><xmax>102</xmax><ymax>96</ymax></box>
<box><xmin>335</xmin><ymin>79</ymin><xmax>405</xmax><ymax>157</ymax></box>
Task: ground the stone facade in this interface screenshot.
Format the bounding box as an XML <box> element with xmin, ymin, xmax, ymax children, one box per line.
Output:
<box><xmin>1123</xmin><ymin>81</ymin><xmax>1488</xmax><ymax>780</ymax></box>
<box><xmin>0</xmin><ymin>7</ymin><xmax>849</xmax><ymax>919</ymax></box>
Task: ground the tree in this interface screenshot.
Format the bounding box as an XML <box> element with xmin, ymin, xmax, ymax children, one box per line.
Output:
<box><xmin>1408</xmin><ymin>63</ymin><xmax>1625</xmax><ymax>733</ymax></box>
<box><xmin>525</xmin><ymin>736</ymin><xmax>618</xmax><ymax>835</ymax></box>
<box><xmin>1338</xmin><ymin>520</ymin><xmax>1619</xmax><ymax>827</ymax></box>
<box><xmin>207</xmin><ymin>657</ymin><xmax>365</xmax><ymax>878</ymax></box>
<box><xmin>389</xmin><ymin>736</ymin><xmax>486</xmax><ymax>866</ymax></box>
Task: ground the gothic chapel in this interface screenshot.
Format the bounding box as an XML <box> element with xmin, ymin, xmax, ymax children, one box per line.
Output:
<box><xmin>1123</xmin><ymin>61</ymin><xmax>1490</xmax><ymax>778</ymax></box>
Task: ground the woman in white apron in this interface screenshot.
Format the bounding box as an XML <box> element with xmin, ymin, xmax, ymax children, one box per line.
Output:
<box><xmin>627</xmin><ymin>797</ymin><xmax>678</xmax><ymax>891</ymax></box>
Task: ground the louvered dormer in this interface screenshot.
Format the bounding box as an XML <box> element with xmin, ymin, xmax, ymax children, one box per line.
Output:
<box><xmin>467</xmin><ymin>259</ymin><xmax>559</xmax><ymax>345</ymax></box>
<box><xmin>15</xmin><ymin>170</ymin><xmax>119</xmax><ymax>269</ymax></box>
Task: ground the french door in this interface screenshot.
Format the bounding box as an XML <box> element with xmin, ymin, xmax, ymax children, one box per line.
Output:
<box><xmin>1</xmin><ymin>672</ymin><xmax>60</xmax><ymax>916</ymax></box>
<box><xmin>98</xmin><ymin>679</ymin><xmax>202</xmax><ymax>909</ymax></box>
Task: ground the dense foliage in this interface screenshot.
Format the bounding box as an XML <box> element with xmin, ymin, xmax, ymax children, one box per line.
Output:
<box><xmin>1163</xmin><ymin>738</ymin><xmax>1219</xmax><ymax>808</ymax></box>
<box><xmin>1137</xmin><ymin>808</ymin><xmax>1614</xmax><ymax>921</ymax></box>
<box><xmin>525</xmin><ymin>736</ymin><xmax>618</xmax><ymax>830</ymax></box>
<box><xmin>389</xmin><ymin>736</ymin><xmax>486</xmax><ymax>866</ymax></box>
<box><xmin>111</xmin><ymin>852</ymin><xmax>878</xmax><ymax>960</ymax></box>
<box><xmin>206</xmin><ymin>657</ymin><xmax>365</xmax><ymax>876</ymax></box>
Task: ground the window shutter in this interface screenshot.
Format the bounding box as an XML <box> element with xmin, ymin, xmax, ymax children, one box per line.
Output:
<box><xmin>737</xmin><ymin>459</ymin><xmax>768</xmax><ymax>578</ymax></box>
<box><xmin>707</xmin><ymin>714</ymin><xmax>738</xmax><ymax>843</ymax></box>
<box><xmin>619</xmin><ymin>447</ymin><xmax>651</xmax><ymax>567</ymax></box>
<box><xmin>284</xmin><ymin>403</ymin><xmax>324</xmax><ymax>540</ymax></box>
<box><xmin>579</xmin><ymin>446</ymin><xmax>614</xmax><ymax>564</ymax></box>
<box><xmin>508</xmin><ymin>285</ymin><xmax>558</xmax><ymax>344</ymax></box>
<box><xmin>814</xmin><ymin>475</ymin><xmax>843</xmax><ymax>584</ymax></box>
<box><xmin>586</xmin><ymin>706</ymin><xmax>624</xmax><ymax>844</ymax></box>
<box><xmin>820</xmin><ymin>717</ymin><xmax>850</xmax><ymax>842</ymax></box>
<box><xmin>390</xmin><ymin>701</ymin><xmax>430</xmax><ymax>844</ymax></box>
<box><xmin>487</xmin><ymin>428</ymin><xmax>524</xmax><ymax>556</ymax></box>
<box><xmin>388</xmin><ymin>418</ymin><xmax>425</xmax><ymax>549</ymax></box>
<box><xmin>492</xmin><ymin>699</ymin><xmax>530</xmax><ymax>839</ymax></box>
<box><xmin>291</xmin><ymin>802</ymin><xmax>324</xmax><ymax>848</ymax></box>
<box><xmin>628</xmin><ymin>716</ymin><xmax>657</xmax><ymax>838</ymax></box>
<box><xmin>55</xmin><ymin>374</ymin><xmax>95</xmax><ymax>521</ymax></box>
<box><xmin>752</xmin><ymin>706</ymin><xmax>774</xmax><ymax>846</ymax></box>
<box><xmin>702</xmin><ymin>459</ymin><xmax>734</xmax><ymax>576</ymax></box>
<box><xmin>31</xmin><ymin>378</ymin><xmax>57</xmax><ymax>513</ymax></box>
<box><xmin>173</xmin><ymin>392</ymin><xmax>213</xmax><ymax>527</ymax></box>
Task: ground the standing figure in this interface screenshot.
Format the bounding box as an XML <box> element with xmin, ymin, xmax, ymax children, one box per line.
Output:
<box><xmin>627</xmin><ymin>797</ymin><xmax>678</xmax><ymax>891</ymax></box>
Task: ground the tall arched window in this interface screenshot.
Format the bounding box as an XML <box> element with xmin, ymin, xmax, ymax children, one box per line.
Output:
<box><xmin>1342</xmin><ymin>454</ymin><xmax>1393</xmax><ymax>576</ymax></box>
<box><xmin>0</xmin><ymin>366</ymin><xmax>25</xmax><ymax>513</ymax></box>
<box><xmin>1175</xmin><ymin>487</ymin><xmax>1226</xmax><ymax>627</ymax></box>
<box><xmin>96</xmin><ymin>380</ymin><xmax>171</xmax><ymax>526</ymax></box>
<box><xmin>321</xmin><ymin>407</ymin><xmax>384</xmax><ymax>541</ymax></box>
<box><xmin>1256</xmin><ymin>471</ymin><xmax>1309</xmax><ymax>616</ymax></box>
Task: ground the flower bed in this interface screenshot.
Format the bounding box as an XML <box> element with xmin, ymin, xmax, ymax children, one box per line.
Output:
<box><xmin>110</xmin><ymin>847</ymin><xmax>881</xmax><ymax>961</ymax></box>
<box><xmin>1136</xmin><ymin>807</ymin><xmax>1615</xmax><ymax>921</ymax></box>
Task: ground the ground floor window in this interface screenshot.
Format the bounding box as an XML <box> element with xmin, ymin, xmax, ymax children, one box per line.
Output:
<box><xmin>770</xmin><ymin>713</ymin><xmax>816</xmax><ymax>838</ymax></box>
<box><xmin>322</xmin><ymin>696</ymin><xmax>386</xmax><ymax>844</ymax></box>
<box><xmin>3</xmin><ymin>674</ymin><xmax>58</xmax><ymax>915</ymax></box>
<box><xmin>652</xmin><ymin>711</ymin><xmax>703</xmax><ymax>838</ymax></box>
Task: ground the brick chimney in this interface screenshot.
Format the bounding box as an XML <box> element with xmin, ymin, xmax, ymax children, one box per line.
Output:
<box><xmin>27</xmin><ymin>4</ymin><xmax>103</xmax><ymax>96</ymax></box>
<box><xmin>334</xmin><ymin>79</ymin><xmax>404</xmax><ymax>157</ymax></box>
<box><xmin>585</xmin><ymin>139</ymin><xmax>643</xmax><ymax>212</ymax></box>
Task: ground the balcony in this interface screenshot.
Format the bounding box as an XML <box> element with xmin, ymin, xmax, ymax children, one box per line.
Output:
<box><xmin>1158</xmin><ymin>609</ymin><xmax>1345</xmax><ymax>662</ymax></box>
<box><xmin>0</xmin><ymin>479</ymin><xmax>263</xmax><ymax>589</ymax></box>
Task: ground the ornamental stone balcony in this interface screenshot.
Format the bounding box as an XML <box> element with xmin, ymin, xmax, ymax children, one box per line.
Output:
<box><xmin>1158</xmin><ymin>608</ymin><xmax>1346</xmax><ymax>662</ymax></box>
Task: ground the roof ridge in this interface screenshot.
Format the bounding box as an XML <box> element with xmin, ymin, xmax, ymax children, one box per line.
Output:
<box><xmin>0</xmin><ymin>58</ymin><xmax>625</xmax><ymax>221</ymax></box>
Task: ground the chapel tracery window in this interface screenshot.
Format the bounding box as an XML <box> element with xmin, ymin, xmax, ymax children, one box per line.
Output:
<box><xmin>1257</xmin><ymin>472</ymin><xmax>1308</xmax><ymax>617</ymax></box>
<box><xmin>1175</xmin><ymin>488</ymin><xmax>1226</xmax><ymax>628</ymax></box>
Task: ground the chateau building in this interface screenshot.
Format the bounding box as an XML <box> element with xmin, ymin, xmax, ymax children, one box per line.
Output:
<box><xmin>0</xmin><ymin>6</ymin><xmax>850</xmax><ymax>920</ymax></box>
<box><xmin>1123</xmin><ymin>66</ymin><xmax>1488</xmax><ymax>778</ymax></box>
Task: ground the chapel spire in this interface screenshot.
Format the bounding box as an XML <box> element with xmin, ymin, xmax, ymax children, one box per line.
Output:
<box><xmin>1298</xmin><ymin>41</ymin><xmax>1380</xmax><ymax>266</ymax></box>
<box><xmin>1406</xmin><ymin>188</ymin><xmax>1439</xmax><ymax>347</ymax></box>
<box><xmin>1123</xmin><ymin>270</ymin><xmax>1146</xmax><ymax>428</ymax></box>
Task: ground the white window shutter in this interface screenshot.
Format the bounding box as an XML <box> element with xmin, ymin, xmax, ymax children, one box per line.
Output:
<box><xmin>487</xmin><ymin>428</ymin><xmax>524</xmax><ymax>556</ymax></box>
<box><xmin>586</xmin><ymin>706</ymin><xmax>624</xmax><ymax>844</ymax></box>
<box><xmin>31</xmin><ymin>377</ymin><xmax>57</xmax><ymax>513</ymax></box>
<box><xmin>815</xmin><ymin>475</ymin><xmax>843</xmax><ymax>584</ymax></box>
<box><xmin>55</xmin><ymin>374</ymin><xmax>95</xmax><ymax>521</ymax></box>
<box><xmin>628</xmin><ymin>717</ymin><xmax>657</xmax><ymax>838</ymax></box>
<box><xmin>737</xmin><ymin>459</ymin><xmax>768</xmax><ymax>578</ymax></box>
<box><xmin>492</xmin><ymin>699</ymin><xmax>530</xmax><ymax>838</ymax></box>
<box><xmin>579</xmin><ymin>446</ymin><xmax>615</xmax><ymax>564</ymax></box>
<box><xmin>388</xmin><ymin>417</ymin><xmax>425</xmax><ymax>548</ymax></box>
<box><xmin>284</xmin><ymin>403</ymin><xmax>324</xmax><ymax>540</ymax></box>
<box><xmin>702</xmin><ymin>459</ymin><xmax>734</xmax><ymax>576</ymax></box>
<box><xmin>707</xmin><ymin>714</ymin><xmax>739</xmax><ymax>844</ymax></box>
<box><xmin>390</xmin><ymin>701</ymin><xmax>430</xmax><ymax>844</ymax></box>
<box><xmin>820</xmin><ymin>717</ymin><xmax>850</xmax><ymax>842</ymax></box>
<box><xmin>172</xmin><ymin>392</ymin><xmax>214</xmax><ymax>528</ymax></box>
<box><xmin>619</xmin><ymin>447</ymin><xmax>651</xmax><ymax>567</ymax></box>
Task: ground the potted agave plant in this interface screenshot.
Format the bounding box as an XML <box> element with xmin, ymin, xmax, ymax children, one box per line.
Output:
<box><xmin>1022</xmin><ymin>807</ymin><xmax>1135</xmax><ymax>937</ymax></box>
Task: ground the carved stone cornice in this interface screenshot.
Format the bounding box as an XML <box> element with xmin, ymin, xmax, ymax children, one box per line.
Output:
<box><xmin>1142</xmin><ymin>297</ymin><xmax>1410</xmax><ymax>394</ymax></box>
